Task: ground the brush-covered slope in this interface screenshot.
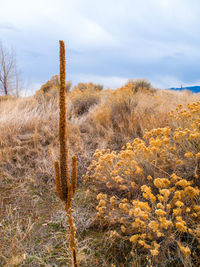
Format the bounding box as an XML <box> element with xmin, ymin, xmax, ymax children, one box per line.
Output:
<box><xmin>0</xmin><ymin>80</ymin><xmax>200</xmax><ymax>266</ymax></box>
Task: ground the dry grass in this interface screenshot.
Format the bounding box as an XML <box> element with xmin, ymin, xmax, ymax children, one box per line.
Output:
<box><xmin>0</xmin><ymin>84</ymin><xmax>200</xmax><ymax>266</ymax></box>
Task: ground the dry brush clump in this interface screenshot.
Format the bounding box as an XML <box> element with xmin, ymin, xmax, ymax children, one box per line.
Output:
<box><xmin>122</xmin><ymin>79</ymin><xmax>155</xmax><ymax>94</ymax></box>
<box><xmin>69</xmin><ymin>82</ymin><xmax>102</xmax><ymax>116</ymax></box>
<box><xmin>81</xmin><ymin>84</ymin><xmax>199</xmax><ymax>152</ymax></box>
<box><xmin>84</xmin><ymin>100</ymin><xmax>200</xmax><ymax>266</ymax></box>
<box><xmin>35</xmin><ymin>75</ymin><xmax>72</xmax><ymax>101</ymax></box>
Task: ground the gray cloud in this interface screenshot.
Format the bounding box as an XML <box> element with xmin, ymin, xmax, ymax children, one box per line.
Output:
<box><xmin>1</xmin><ymin>0</ymin><xmax>200</xmax><ymax>91</ymax></box>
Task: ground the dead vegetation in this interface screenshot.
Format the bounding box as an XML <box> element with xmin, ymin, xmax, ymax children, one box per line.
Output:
<box><xmin>0</xmin><ymin>80</ymin><xmax>200</xmax><ymax>266</ymax></box>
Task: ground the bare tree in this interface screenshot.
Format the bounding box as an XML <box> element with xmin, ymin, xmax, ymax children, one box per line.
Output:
<box><xmin>0</xmin><ymin>42</ymin><xmax>22</xmax><ymax>96</ymax></box>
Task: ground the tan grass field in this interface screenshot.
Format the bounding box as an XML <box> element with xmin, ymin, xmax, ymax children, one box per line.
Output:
<box><xmin>0</xmin><ymin>82</ymin><xmax>200</xmax><ymax>266</ymax></box>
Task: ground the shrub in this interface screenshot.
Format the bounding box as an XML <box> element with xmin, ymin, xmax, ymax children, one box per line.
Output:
<box><xmin>69</xmin><ymin>83</ymin><xmax>102</xmax><ymax>116</ymax></box>
<box><xmin>123</xmin><ymin>79</ymin><xmax>155</xmax><ymax>93</ymax></box>
<box><xmin>85</xmin><ymin>86</ymin><xmax>169</xmax><ymax>151</ymax></box>
<box><xmin>84</xmin><ymin>100</ymin><xmax>200</xmax><ymax>266</ymax></box>
<box><xmin>73</xmin><ymin>82</ymin><xmax>103</xmax><ymax>92</ymax></box>
<box><xmin>35</xmin><ymin>75</ymin><xmax>72</xmax><ymax>100</ymax></box>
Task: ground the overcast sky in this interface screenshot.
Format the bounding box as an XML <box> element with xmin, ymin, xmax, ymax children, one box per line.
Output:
<box><xmin>1</xmin><ymin>0</ymin><xmax>200</xmax><ymax>94</ymax></box>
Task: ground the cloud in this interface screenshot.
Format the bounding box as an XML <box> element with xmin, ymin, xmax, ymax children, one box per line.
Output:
<box><xmin>0</xmin><ymin>23</ymin><xmax>18</xmax><ymax>31</ymax></box>
<box><xmin>1</xmin><ymin>0</ymin><xmax>200</xmax><ymax>91</ymax></box>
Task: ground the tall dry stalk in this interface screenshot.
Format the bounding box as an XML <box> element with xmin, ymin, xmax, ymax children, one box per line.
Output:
<box><xmin>54</xmin><ymin>40</ymin><xmax>78</xmax><ymax>267</ymax></box>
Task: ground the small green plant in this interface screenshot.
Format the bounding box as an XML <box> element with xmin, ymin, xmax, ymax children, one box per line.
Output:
<box><xmin>54</xmin><ymin>40</ymin><xmax>78</xmax><ymax>267</ymax></box>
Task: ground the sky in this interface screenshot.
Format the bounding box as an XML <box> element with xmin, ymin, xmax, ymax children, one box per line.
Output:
<box><xmin>0</xmin><ymin>0</ymin><xmax>200</xmax><ymax>95</ymax></box>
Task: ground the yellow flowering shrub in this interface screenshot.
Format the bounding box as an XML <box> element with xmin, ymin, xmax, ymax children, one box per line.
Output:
<box><xmin>84</xmin><ymin>100</ymin><xmax>200</xmax><ymax>266</ymax></box>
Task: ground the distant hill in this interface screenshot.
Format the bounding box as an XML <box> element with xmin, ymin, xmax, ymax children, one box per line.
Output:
<box><xmin>170</xmin><ymin>86</ymin><xmax>200</xmax><ymax>93</ymax></box>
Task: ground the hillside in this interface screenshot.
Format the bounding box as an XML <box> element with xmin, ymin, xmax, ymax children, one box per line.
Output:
<box><xmin>170</xmin><ymin>86</ymin><xmax>200</xmax><ymax>93</ymax></box>
<box><xmin>0</xmin><ymin>82</ymin><xmax>200</xmax><ymax>266</ymax></box>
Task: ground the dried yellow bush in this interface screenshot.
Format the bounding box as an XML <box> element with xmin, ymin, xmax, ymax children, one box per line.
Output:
<box><xmin>84</xmin><ymin>100</ymin><xmax>200</xmax><ymax>266</ymax></box>
<box><xmin>35</xmin><ymin>75</ymin><xmax>71</xmax><ymax>101</ymax></box>
<box><xmin>69</xmin><ymin>82</ymin><xmax>102</xmax><ymax>116</ymax></box>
